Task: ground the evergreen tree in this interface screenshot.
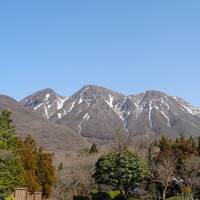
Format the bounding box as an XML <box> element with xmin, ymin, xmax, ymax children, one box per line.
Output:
<box><xmin>0</xmin><ymin>110</ymin><xmax>56</xmax><ymax>197</ymax></box>
<box><xmin>16</xmin><ymin>135</ymin><xmax>56</xmax><ymax>197</ymax></box>
<box><xmin>89</xmin><ymin>143</ymin><xmax>98</xmax><ymax>154</ymax></box>
<box><xmin>0</xmin><ymin>110</ymin><xmax>17</xmax><ymax>150</ymax></box>
<box><xmin>0</xmin><ymin>150</ymin><xmax>25</xmax><ymax>195</ymax></box>
<box><xmin>198</xmin><ymin>137</ymin><xmax>200</xmax><ymax>156</ymax></box>
<box><xmin>158</xmin><ymin>136</ymin><xmax>171</xmax><ymax>151</ymax></box>
<box><xmin>187</xmin><ymin>136</ymin><xmax>197</xmax><ymax>154</ymax></box>
<box><xmin>16</xmin><ymin>135</ymin><xmax>41</xmax><ymax>192</ymax></box>
<box><xmin>58</xmin><ymin>162</ymin><xmax>63</xmax><ymax>171</ymax></box>
<box><xmin>0</xmin><ymin>110</ymin><xmax>15</xmax><ymax>133</ymax></box>
<box><xmin>0</xmin><ymin>110</ymin><xmax>25</xmax><ymax>195</ymax></box>
<box><xmin>36</xmin><ymin>148</ymin><xmax>56</xmax><ymax>198</ymax></box>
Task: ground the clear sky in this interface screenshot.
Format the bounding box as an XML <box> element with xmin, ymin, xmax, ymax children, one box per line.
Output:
<box><xmin>0</xmin><ymin>1</ymin><xmax>200</xmax><ymax>106</ymax></box>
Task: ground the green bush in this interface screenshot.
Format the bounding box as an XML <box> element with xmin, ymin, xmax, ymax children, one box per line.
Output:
<box><xmin>113</xmin><ymin>194</ymin><xmax>127</xmax><ymax>200</ymax></box>
<box><xmin>108</xmin><ymin>191</ymin><xmax>121</xmax><ymax>199</ymax></box>
<box><xmin>73</xmin><ymin>196</ymin><xmax>90</xmax><ymax>200</ymax></box>
<box><xmin>113</xmin><ymin>195</ymin><xmax>140</xmax><ymax>200</ymax></box>
<box><xmin>91</xmin><ymin>192</ymin><xmax>111</xmax><ymax>200</ymax></box>
<box><xmin>93</xmin><ymin>151</ymin><xmax>149</xmax><ymax>195</ymax></box>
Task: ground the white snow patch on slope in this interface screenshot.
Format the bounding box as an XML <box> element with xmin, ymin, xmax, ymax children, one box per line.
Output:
<box><xmin>78</xmin><ymin>113</ymin><xmax>90</xmax><ymax>134</ymax></box>
<box><xmin>68</xmin><ymin>100</ymin><xmax>76</xmax><ymax>112</ymax></box>
<box><xmin>78</xmin><ymin>96</ymin><xmax>84</xmax><ymax>105</ymax></box>
<box><xmin>160</xmin><ymin>110</ymin><xmax>171</xmax><ymax>127</ymax></box>
<box><xmin>83</xmin><ymin>113</ymin><xmax>90</xmax><ymax>121</ymax></box>
<box><xmin>113</xmin><ymin>103</ymin><xmax>124</xmax><ymax>120</ymax></box>
<box><xmin>57</xmin><ymin>96</ymin><xmax>68</xmax><ymax>110</ymax></box>
<box><xmin>57</xmin><ymin>113</ymin><xmax>62</xmax><ymax>119</ymax></box>
<box><xmin>130</xmin><ymin>95</ymin><xmax>144</xmax><ymax>119</ymax></box>
<box><xmin>80</xmin><ymin>87</ymin><xmax>89</xmax><ymax>96</ymax></box>
<box><xmin>173</xmin><ymin>97</ymin><xmax>200</xmax><ymax>116</ymax></box>
<box><xmin>105</xmin><ymin>95</ymin><xmax>126</xmax><ymax>123</ymax></box>
<box><xmin>44</xmin><ymin>104</ymin><xmax>49</xmax><ymax>119</ymax></box>
<box><xmin>105</xmin><ymin>94</ymin><xmax>114</xmax><ymax>108</ymax></box>
<box><xmin>149</xmin><ymin>101</ymin><xmax>153</xmax><ymax>128</ymax></box>
<box><xmin>45</xmin><ymin>94</ymin><xmax>50</xmax><ymax>101</ymax></box>
<box><xmin>34</xmin><ymin>103</ymin><xmax>43</xmax><ymax>110</ymax></box>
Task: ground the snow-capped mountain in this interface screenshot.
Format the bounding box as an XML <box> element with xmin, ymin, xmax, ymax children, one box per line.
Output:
<box><xmin>123</xmin><ymin>91</ymin><xmax>200</xmax><ymax>138</ymax></box>
<box><xmin>20</xmin><ymin>86</ymin><xmax>200</xmax><ymax>140</ymax></box>
<box><xmin>20</xmin><ymin>88</ymin><xmax>68</xmax><ymax>119</ymax></box>
<box><xmin>51</xmin><ymin>85</ymin><xmax>126</xmax><ymax>140</ymax></box>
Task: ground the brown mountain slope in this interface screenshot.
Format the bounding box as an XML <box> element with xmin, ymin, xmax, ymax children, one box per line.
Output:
<box><xmin>0</xmin><ymin>95</ymin><xmax>89</xmax><ymax>152</ymax></box>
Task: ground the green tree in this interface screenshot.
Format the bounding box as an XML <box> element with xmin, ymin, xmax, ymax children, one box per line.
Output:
<box><xmin>16</xmin><ymin>135</ymin><xmax>56</xmax><ymax>197</ymax></box>
<box><xmin>0</xmin><ymin>110</ymin><xmax>56</xmax><ymax>198</ymax></box>
<box><xmin>0</xmin><ymin>150</ymin><xmax>25</xmax><ymax>195</ymax></box>
<box><xmin>0</xmin><ymin>110</ymin><xmax>25</xmax><ymax>195</ymax></box>
<box><xmin>93</xmin><ymin>151</ymin><xmax>149</xmax><ymax>196</ymax></box>
<box><xmin>36</xmin><ymin>148</ymin><xmax>56</xmax><ymax>198</ymax></box>
<box><xmin>198</xmin><ymin>137</ymin><xmax>200</xmax><ymax>156</ymax></box>
<box><xmin>0</xmin><ymin>110</ymin><xmax>17</xmax><ymax>150</ymax></box>
<box><xmin>16</xmin><ymin>135</ymin><xmax>41</xmax><ymax>192</ymax></box>
<box><xmin>158</xmin><ymin>136</ymin><xmax>171</xmax><ymax>151</ymax></box>
<box><xmin>58</xmin><ymin>162</ymin><xmax>63</xmax><ymax>171</ymax></box>
<box><xmin>187</xmin><ymin>136</ymin><xmax>197</xmax><ymax>154</ymax></box>
<box><xmin>89</xmin><ymin>143</ymin><xmax>98</xmax><ymax>154</ymax></box>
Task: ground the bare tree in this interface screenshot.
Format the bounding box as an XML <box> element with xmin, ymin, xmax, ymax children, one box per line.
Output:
<box><xmin>180</xmin><ymin>156</ymin><xmax>200</xmax><ymax>198</ymax></box>
<box><xmin>52</xmin><ymin>151</ymin><xmax>98</xmax><ymax>200</ymax></box>
<box><xmin>151</xmin><ymin>151</ymin><xmax>177</xmax><ymax>200</ymax></box>
<box><xmin>114</xmin><ymin>128</ymin><xmax>132</xmax><ymax>153</ymax></box>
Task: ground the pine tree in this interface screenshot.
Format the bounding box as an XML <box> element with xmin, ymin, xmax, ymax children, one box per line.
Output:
<box><xmin>187</xmin><ymin>136</ymin><xmax>197</xmax><ymax>154</ymax></box>
<box><xmin>0</xmin><ymin>110</ymin><xmax>25</xmax><ymax>195</ymax></box>
<box><xmin>16</xmin><ymin>135</ymin><xmax>56</xmax><ymax>196</ymax></box>
<box><xmin>198</xmin><ymin>137</ymin><xmax>200</xmax><ymax>156</ymax></box>
<box><xmin>16</xmin><ymin>135</ymin><xmax>41</xmax><ymax>192</ymax></box>
<box><xmin>0</xmin><ymin>150</ymin><xmax>25</xmax><ymax>195</ymax></box>
<box><xmin>0</xmin><ymin>110</ymin><xmax>17</xmax><ymax>150</ymax></box>
<box><xmin>158</xmin><ymin>136</ymin><xmax>171</xmax><ymax>151</ymax></box>
<box><xmin>89</xmin><ymin>143</ymin><xmax>98</xmax><ymax>154</ymax></box>
<box><xmin>0</xmin><ymin>110</ymin><xmax>15</xmax><ymax>133</ymax></box>
<box><xmin>36</xmin><ymin>147</ymin><xmax>56</xmax><ymax>198</ymax></box>
<box><xmin>58</xmin><ymin>162</ymin><xmax>63</xmax><ymax>171</ymax></box>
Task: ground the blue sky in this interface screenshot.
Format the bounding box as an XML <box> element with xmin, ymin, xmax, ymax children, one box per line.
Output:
<box><xmin>0</xmin><ymin>1</ymin><xmax>200</xmax><ymax>106</ymax></box>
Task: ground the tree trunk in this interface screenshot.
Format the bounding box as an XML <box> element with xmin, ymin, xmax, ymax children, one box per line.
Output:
<box><xmin>162</xmin><ymin>192</ymin><xmax>166</xmax><ymax>200</ymax></box>
<box><xmin>162</xmin><ymin>187</ymin><xmax>167</xmax><ymax>200</ymax></box>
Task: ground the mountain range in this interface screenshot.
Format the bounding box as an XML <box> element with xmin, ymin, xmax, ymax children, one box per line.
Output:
<box><xmin>1</xmin><ymin>85</ymin><xmax>200</xmax><ymax>152</ymax></box>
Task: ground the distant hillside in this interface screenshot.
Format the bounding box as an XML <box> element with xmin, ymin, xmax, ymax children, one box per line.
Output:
<box><xmin>0</xmin><ymin>95</ymin><xmax>89</xmax><ymax>152</ymax></box>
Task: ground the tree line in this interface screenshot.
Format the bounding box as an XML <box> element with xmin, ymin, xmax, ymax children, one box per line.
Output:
<box><xmin>0</xmin><ymin>110</ymin><xmax>56</xmax><ymax>198</ymax></box>
<box><xmin>90</xmin><ymin>135</ymin><xmax>200</xmax><ymax>200</ymax></box>
<box><xmin>57</xmin><ymin>133</ymin><xmax>200</xmax><ymax>200</ymax></box>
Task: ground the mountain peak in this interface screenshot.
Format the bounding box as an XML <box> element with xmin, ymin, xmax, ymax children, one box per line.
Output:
<box><xmin>143</xmin><ymin>90</ymin><xmax>168</xmax><ymax>97</ymax></box>
<box><xmin>79</xmin><ymin>84</ymin><xmax>112</xmax><ymax>93</ymax></box>
<box><xmin>77</xmin><ymin>84</ymin><xmax>125</xmax><ymax>98</ymax></box>
<box><xmin>33</xmin><ymin>88</ymin><xmax>55</xmax><ymax>95</ymax></box>
<box><xmin>20</xmin><ymin>88</ymin><xmax>67</xmax><ymax>119</ymax></box>
<box><xmin>19</xmin><ymin>86</ymin><xmax>200</xmax><ymax>140</ymax></box>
